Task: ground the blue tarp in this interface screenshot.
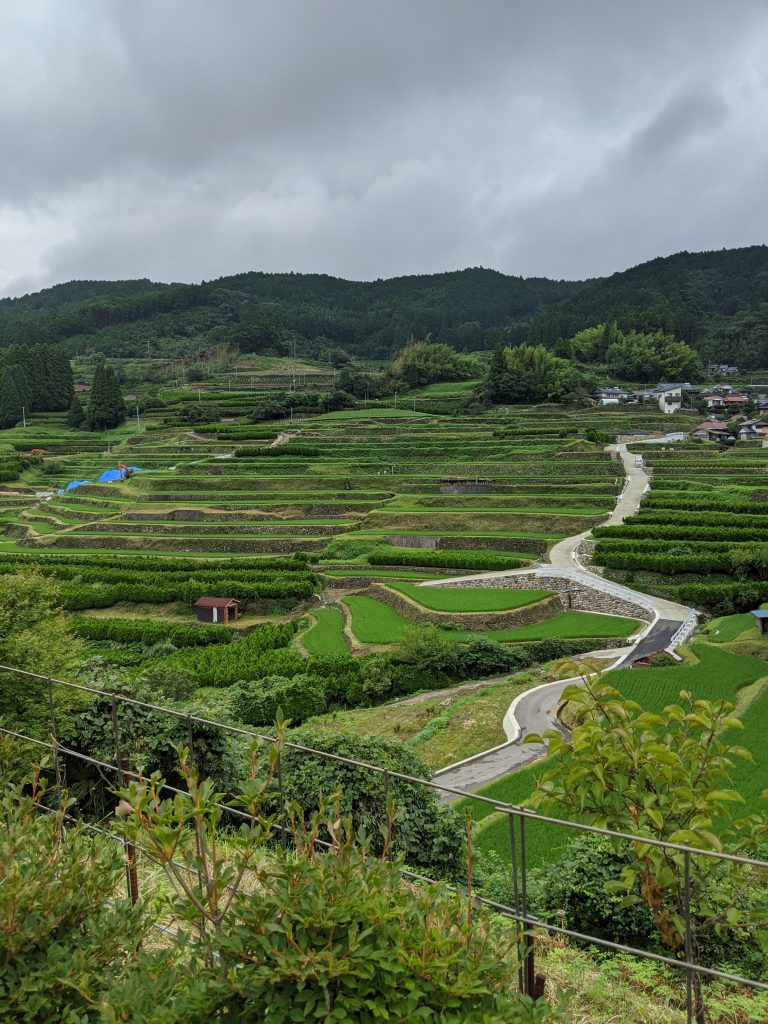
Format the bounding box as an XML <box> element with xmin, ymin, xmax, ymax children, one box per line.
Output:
<box><xmin>57</xmin><ymin>479</ymin><xmax>92</xmax><ymax>495</ymax></box>
<box><xmin>98</xmin><ymin>466</ymin><xmax>142</xmax><ymax>483</ymax></box>
<box><xmin>57</xmin><ymin>466</ymin><xmax>144</xmax><ymax>494</ymax></box>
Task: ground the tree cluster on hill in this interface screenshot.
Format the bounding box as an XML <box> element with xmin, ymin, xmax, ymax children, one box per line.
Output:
<box><xmin>479</xmin><ymin>341</ymin><xmax>586</xmax><ymax>405</ymax></box>
<box><xmin>0</xmin><ymin>344</ymin><xmax>74</xmax><ymax>428</ymax></box>
<box><xmin>389</xmin><ymin>339</ymin><xmax>479</xmax><ymax>385</ymax></box>
<box><xmin>567</xmin><ymin>322</ymin><xmax>701</xmax><ymax>381</ymax></box>
<box><xmin>0</xmin><ymin>246</ymin><xmax>765</xmax><ymax>370</ymax></box>
<box><xmin>85</xmin><ymin>363</ymin><xmax>125</xmax><ymax>430</ymax></box>
<box><xmin>522</xmin><ymin>245</ymin><xmax>768</xmax><ymax>369</ymax></box>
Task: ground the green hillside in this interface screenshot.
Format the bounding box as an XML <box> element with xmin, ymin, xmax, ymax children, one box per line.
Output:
<box><xmin>523</xmin><ymin>244</ymin><xmax>768</xmax><ymax>368</ymax></box>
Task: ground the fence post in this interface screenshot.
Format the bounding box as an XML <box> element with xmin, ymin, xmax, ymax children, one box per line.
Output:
<box><xmin>110</xmin><ymin>697</ymin><xmax>139</xmax><ymax>905</ymax></box>
<box><xmin>383</xmin><ymin>768</ymin><xmax>392</xmax><ymax>860</ymax></box>
<box><xmin>120</xmin><ymin>757</ymin><xmax>139</xmax><ymax>905</ymax></box>
<box><xmin>47</xmin><ymin>677</ymin><xmax>62</xmax><ymax>807</ymax></box>
<box><xmin>186</xmin><ymin>715</ymin><xmax>205</xmax><ymax>895</ymax></box>
<box><xmin>519</xmin><ymin>815</ymin><xmax>536</xmax><ymax>996</ymax></box>
<box><xmin>684</xmin><ymin>847</ymin><xmax>695</xmax><ymax>1024</ymax></box>
<box><xmin>275</xmin><ymin>747</ymin><xmax>287</xmax><ymax>848</ymax></box>
<box><xmin>508</xmin><ymin>810</ymin><xmax>524</xmax><ymax>993</ymax></box>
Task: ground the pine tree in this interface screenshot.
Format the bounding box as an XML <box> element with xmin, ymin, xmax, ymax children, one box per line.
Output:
<box><xmin>0</xmin><ymin>370</ymin><xmax>23</xmax><ymax>429</ymax></box>
<box><xmin>86</xmin><ymin>364</ymin><xmax>125</xmax><ymax>431</ymax></box>
<box><xmin>66</xmin><ymin>395</ymin><xmax>85</xmax><ymax>429</ymax></box>
<box><xmin>483</xmin><ymin>340</ymin><xmax>512</xmax><ymax>403</ymax></box>
<box><xmin>49</xmin><ymin>348</ymin><xmax>75</xmax><ymax>410</ymax></box>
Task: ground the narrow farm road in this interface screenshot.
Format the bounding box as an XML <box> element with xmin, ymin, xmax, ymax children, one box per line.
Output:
<box><xmin>429</xmin><ymin>436</ymin><xmax>696</xmax><ymax>796</ymax></box>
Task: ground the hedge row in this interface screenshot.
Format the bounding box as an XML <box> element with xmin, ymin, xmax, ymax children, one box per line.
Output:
<box><xmin>71</xmin><ymin>616</ymin><xmax>235</xmax><ymax>647</ymax></box>
<box><xmin>0</xmin><ymin>552</ymin><xmax>309</xmax><ymax>575</ymax></box>
<box><xmin>234</xmin><ymin>445</ymin><xmax>322</xmax><ymax>458</ymax></box>
<box><xmin>58</xmin><ymin>578</ymin><xmax>315</xmax><ymax>611</ymax></box>
<box><xmin>594</xmin><ymin>538</ymin><xmax>765</xmax><ymax>555</ymax></box>
<box><xmin>643</xmin><ymin>495</ymin><xmax>768</xmax><ymax>515</ymax></box>
<box><xmin>593</xmin><ymin>523</ymin><xmax>768</xmax><ymax>542</ymax></box>
<box><xmin>624</xmin><ymin>510</ymin><xmax>768</xmax><ymax>530</ymax></box>
<box><xmin>367</xmin><ymin>548</ymin><xmax>532</xmax><ymax>570</ymax></box>
<box><xmin>674</xmin><ymin>580</ymin><xmax>768</xmax><ymax>614</ymax></box>
<box><xmin>151</xmin><ymin>622</ymin><xmax>300</xmax><ymax>687</ymax></box>
<box><xmin>593</xmin><ymin>550</ymin><xmax>731</xmax><ymax>575</ymax></box>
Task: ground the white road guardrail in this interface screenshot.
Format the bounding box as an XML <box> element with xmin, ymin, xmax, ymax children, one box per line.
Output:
<box><xmin>669</xmin><ymin>609</ymin><xmax>698</xmax><ymax>649</ymax></box>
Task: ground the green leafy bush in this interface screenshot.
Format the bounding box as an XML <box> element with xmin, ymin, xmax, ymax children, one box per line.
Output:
<box><xmin>279</xmin><ymin>727</ymin><xmax>468</xmax><ymax>881</ymax></box>
<box><xmin>0</xmin><ymin>773</ymin><xmax>148</xmax><ymax>1023</ymax></box>
<box><xmin>232</xmin><ymin>673</ymin><xmax>327</xmax><ymax>726</ymax></box>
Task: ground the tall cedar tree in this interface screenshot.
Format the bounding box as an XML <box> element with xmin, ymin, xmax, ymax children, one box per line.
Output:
<box><xmin>66</xmin><ymin>395</ymin><xmax>85</xmax><ymax>429</ymax></box>
<box><xmin>86</xmin><ymin>364</ymin><xmax>125</xmax><ymax>430</ymax></box>
<box><xmin>0</xmin><ymin>369</ymin><xmax>23</xmax><ymax>429</ymax></box>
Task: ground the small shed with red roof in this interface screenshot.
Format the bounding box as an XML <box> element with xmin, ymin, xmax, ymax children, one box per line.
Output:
<box><xmin>194</xmin><ymin>596</ymin><xmax>240</xmax><ymax>624</ymax></box>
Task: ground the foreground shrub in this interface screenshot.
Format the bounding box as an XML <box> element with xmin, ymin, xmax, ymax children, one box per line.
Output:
<box><xmin>0</xmin><ymin>770</ymin><xmax>148</xmax><ymax>1023</ymax></box>
<box><xmin>279</xmin><ymin>727</ymin><xmax>468</xmax><ymax>882</ymax></box>
<box><xmin>111</xmin><ymin>754</ymin><xmax>566</xmax><ymax>1023</ymax></box>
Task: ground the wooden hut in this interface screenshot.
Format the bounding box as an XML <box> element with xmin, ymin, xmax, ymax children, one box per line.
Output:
<box><xmin>194</xmin><ymin>597</ymin><xmax>240</xmax><ymax>624</ymax></box>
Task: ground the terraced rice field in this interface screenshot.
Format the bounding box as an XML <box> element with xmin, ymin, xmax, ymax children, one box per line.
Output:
<box><xmin>388</xmin><ymin>583</ymin><xmax>554</xmax><ymax>612</ymax></box>
<box><xmin>3</xmin><ymin>400</ymin><xmax>634</xmax><ymax>573</ymax></box>
<box><xmin>342</xmin><ymin>594</ymin><xmax>642</xmax><ymax>647</ymax></box>
<box><xmin>299</xmin><ymin>607</ymin><xmax>348</xmax><ymax>655</ymax></box>
<box><xmin>592</xmin><ymin>440</ymin><xmax>768</xmax><ymax>611</ymax></box>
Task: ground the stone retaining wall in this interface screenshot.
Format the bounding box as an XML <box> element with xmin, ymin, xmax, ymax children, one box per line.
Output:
<box><xmin>365</xmin><ymin>583</ymin><xmax>564</xmax><ymax>631</ymax></box>
<box><xmin>432</xmin><ymin>574</ymin><xmax>651</xmax><ymax>622</ymax></box>
<box><xmin>45</xmin><ymin>535</ymin><xmax>325</xmax><ymax>554</ymax></box>
<box><xmin>388</xmin><ymin>535</ymin><xmax>441</xmax><ymax>549</ymax></box>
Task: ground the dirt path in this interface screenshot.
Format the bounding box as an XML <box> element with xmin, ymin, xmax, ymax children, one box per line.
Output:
<box><xmin>269</xmin><ymin>430</ymin><xmax>300</xmax><ymax>448</ymax></box>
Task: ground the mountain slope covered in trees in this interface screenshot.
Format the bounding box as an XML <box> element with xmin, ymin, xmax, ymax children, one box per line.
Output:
<box><xmin>521</xmin><ymin>245</ymin><xmax>768</xmax><ymax>369</ymax></box>
<box><xmin>0</xmin><ymin>269</ymin><xmax>582</xmax><ymax>359</ymax></box>
<box><xmin>0</xmin><ymin>245</ymin><xmax>766</xmax><ymax>366</ymax></box>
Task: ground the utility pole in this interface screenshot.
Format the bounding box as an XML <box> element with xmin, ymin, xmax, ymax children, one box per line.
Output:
<box><xmin>135</xmin><ymin>404</ymin><xmax>141</xmax><ymax>431</ymax></box>
<box><xmin>394</xmin><ymin>393</ymin><xmax>398</xmax><ymax>409</ymax></box>
<box><xmin>21</xmin><ymin>407</ymin><xmax>26</xmax><ymax>428</ymax></box>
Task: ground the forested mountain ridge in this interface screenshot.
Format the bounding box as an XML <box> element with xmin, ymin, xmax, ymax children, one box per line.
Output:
<box><xmin>521</xmin><ymin>245</ymin><xmax>768</xmax><ymax>369</ymax></box>
<box><xmin>0</xmin><ymin>268</ymin><xmax>583</xmax><ymax>359</ymax></box>
<box><xmin>0</xmin><ymin>246</ymin><xmax>767</xmax><ymax>365</ymax></box>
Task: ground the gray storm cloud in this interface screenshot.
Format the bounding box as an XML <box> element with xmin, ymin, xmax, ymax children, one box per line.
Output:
<box><xmin>0</xmin><ymin>0</ymin><xmax>766</xmax><ymax>295</ymax></box>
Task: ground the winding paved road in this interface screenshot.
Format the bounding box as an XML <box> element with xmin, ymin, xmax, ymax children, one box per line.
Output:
<box><xmin>429</xmin><ymin>437</ymin><xmax>695</xmax><ymax>797</ymax></box>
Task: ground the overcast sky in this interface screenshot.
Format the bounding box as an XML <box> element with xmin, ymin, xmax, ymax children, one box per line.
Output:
<box><xmin>1</xmin><ymin>1</ymin><xmax>767</xmax><ymax>296</ymax></box>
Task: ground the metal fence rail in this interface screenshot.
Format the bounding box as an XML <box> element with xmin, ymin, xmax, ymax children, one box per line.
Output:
<box><xmin>1</xmin><ymin>663</ymin><xmax>767</xmax><ymax>1021</ymax></box>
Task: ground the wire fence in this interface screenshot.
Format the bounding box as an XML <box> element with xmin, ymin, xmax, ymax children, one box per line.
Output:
<box><xmin>3</xmin><ymin>663</ymin><xmax>768</xmax><ymax>1022</ymax></box>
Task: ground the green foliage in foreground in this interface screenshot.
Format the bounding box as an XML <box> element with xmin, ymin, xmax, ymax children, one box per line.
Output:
<box><xmin>0</xmin><ymin>751</ymin><xmax>567</xmax><ymax>1023</ymax></box>
<box><xmin>526</xmin><ymin>675</ymin><xmax>768</xmax><ymax>1022</ymax></box>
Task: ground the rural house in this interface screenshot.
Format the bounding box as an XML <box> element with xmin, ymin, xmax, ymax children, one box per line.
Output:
<box><xmin>691</xmin><ymin>419</ymin><xmax>731</xmax><ymax>441</ymax></box>
<box><xmin>737</xmin><ymin>419</ymin><xmax>768</xmax><ymax>441</ymax></box>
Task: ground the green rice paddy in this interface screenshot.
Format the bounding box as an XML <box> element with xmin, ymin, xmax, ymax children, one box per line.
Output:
<box><xmin>300</xmin><ymin>607</ymin><xmax>348</xmax><ymax>655</ymax></box>
<box><xmin>388</xmin><ymin>583</ymin><xmax>554</xmax><ymax>612</ymax></box>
